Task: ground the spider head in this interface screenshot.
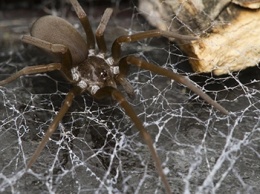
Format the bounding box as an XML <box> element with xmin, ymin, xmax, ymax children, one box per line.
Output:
<box><xmin>71</xmin><ymin>56</ymin><xmax>117</xmax><ymax>95</ymax></box>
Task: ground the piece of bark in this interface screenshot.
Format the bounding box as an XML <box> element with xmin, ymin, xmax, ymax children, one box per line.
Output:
<box><xmin>233</xmin><ymin>0</ymin><xmax>260</xmax><ymax>8</ymax></box>
<box><xmin>139</xmin><ymin>0</ymin><xmax>260</xmax><ymax>75</ymax></box>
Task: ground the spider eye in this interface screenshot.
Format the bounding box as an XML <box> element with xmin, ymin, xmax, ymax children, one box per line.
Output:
<box><xmin>100</xmin><ymin>71</ymin><xmax>108</xmax><ymax>80</ymax></box>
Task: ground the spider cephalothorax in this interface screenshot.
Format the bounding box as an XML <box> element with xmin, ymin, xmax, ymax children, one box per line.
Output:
<box><xmin>0</xmin><ymin>0</ymin><xmax>228</xmax><ymax>193</ymax></box>
<box><xmin>71</xmin><ymin>56</ymin><xmax>118</xmax><ymax>95</ymax></box>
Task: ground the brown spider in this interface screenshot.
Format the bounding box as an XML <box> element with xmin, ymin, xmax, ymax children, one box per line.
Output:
<box><xmin>0</xmin><ymin>0</ymin><xmax>228</xmax><ymax>193</ymax></box>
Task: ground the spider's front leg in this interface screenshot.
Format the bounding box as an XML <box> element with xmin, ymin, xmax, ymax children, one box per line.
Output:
<box><xmin>119</xmin><ymin>56</ymin><xmax>229</xmax><ymax>115</ymax></box>
<box><xmin>115</xmin><ymin>74</ymin><xmax>135</xmax><ymax>99</ymax></box>
<box><xmin>94</xmin><ymin>87</ymin><xmax>172</xmax><ymax>194</ymax></box>
<box><xmin>69</xmin><ymin>0</ymin><xmax>95</xmax><ymax>49</ymax></box>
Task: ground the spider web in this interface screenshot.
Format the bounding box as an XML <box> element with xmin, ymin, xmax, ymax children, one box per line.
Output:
<box><xmin>0</xmin><ymin>1</ymin><xmax>259</xmax><ymax>194</ymax></box>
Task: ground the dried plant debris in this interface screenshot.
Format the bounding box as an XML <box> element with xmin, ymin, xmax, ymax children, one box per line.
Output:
<box><xmin>139</xmin><ymin>0</ymin><xmax>260</xmax><ymax>75</ymax></box>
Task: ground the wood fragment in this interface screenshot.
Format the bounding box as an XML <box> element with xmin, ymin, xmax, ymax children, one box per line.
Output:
<box><xmin>232</xmin><ymin>0</ymin><xmax>260</xmax><ymax>9</ymax></box>
<box><xmin>139</xmin><ymin>0</ymin><xmax>260</xmax><ymax>75</ymax></box>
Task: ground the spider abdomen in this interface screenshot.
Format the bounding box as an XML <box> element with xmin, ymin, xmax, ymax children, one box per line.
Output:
<box><xmin>30</xmin><ymin>15</ymin><xmax>88</xmax><ymax>65</ymax></box>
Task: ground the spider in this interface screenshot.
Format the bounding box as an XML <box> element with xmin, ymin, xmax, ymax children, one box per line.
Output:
<box><xmin>0</xmin><ymin>0</ymin><xmax>228</xmax><ymax>193</ymax></box>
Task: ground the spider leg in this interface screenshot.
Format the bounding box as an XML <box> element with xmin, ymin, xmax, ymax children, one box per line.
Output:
<box><xmin>95</xmin><ymin>8</ymin><xmax>113</xmax><ymax>54</ymax></box>
<box><xmin>94</xmin><ymin>86</ymin><xmax>172</xmax><ymax>194</ymax></box>
<box><xmin>21</xmin><ymin>35</ymin><xmax>74</xmax><ymax>81</ymax></box>
<box><xmin>115</xmin><ymin>74</ymin><xmax>135</xmax><ymax>98</ymax></box>
<box><xmin>22</xmin><ymin>35</ymin><xmax>69</xmax><ymax>55</ymax></box>
<box><xmin>26</xmin><ymin>87</ymin><xmax>80</xmax><ymax>169</ymax></box>
<box><xmin>114</xmin><ymin>62</ymin><xmax>135</xmax><ymax>98</ymax></box>
<box><xmin>0</xmin><ymin>63</ymin><xmax>61</xmax><ymax>86</ymax></box>
<box><xmin>69</xmin><ymin>0</ymin><xmax>95</xmax><ymax>50</ymax></box>
<box><xmin>112</xmin><ymin>29</ymin><xmax>198</xmax><ymax>63</ymax></box>
<box><xmin>119</xmin><ymin>56</ymin><xmax>229</xmax><ymax>115</ymax></box>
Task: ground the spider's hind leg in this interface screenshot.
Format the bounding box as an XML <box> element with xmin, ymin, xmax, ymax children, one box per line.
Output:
<box><xmin>69</xmin><ymin>0</ymin><xmax>95</xmax><ymax>49</ymax></box>
<box><xmin>0</xmin><ymin>63</ymin><xmax>62</xmax><ymax>86</ymax></box>
<box><xmin>21</xmin><ymin>35</ymin><xmax>74</xmax><ymax>81</ymax></box>
<box><xmin>95</xmin><ymin>8</ymin><xmax>113</xmax><ymax>54</ymax></box>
